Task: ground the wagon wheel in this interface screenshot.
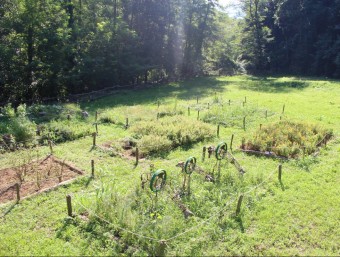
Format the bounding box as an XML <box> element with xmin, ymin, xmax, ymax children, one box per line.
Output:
<box><xmin>150</xmin><ymin>169</ymin><xmax>167</xmax><ymax>193</ymax></box>
<box><xmin>184</xmin><ymin>156</ymin><xmax>197</xmax><ymax>175</ymax></box>
<box><xmin>215</xmin><ymin>142</ymin><xmax>228</xmax><ymax>160</ymax></box>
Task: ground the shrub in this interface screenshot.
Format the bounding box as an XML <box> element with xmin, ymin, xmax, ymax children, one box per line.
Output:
<box><xmin>241</xmin><ymin>120</ymin><xmax>333</xmax><ymax>158</ymax></box>
<box><xmin>131</xmin><ymin>116</ymin><xmax>214</xmax><ymax>156</ymax></box>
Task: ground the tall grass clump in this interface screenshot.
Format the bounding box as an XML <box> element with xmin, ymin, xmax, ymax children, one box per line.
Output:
<box><xmin>241</xmin><ymin>120</ymin><xmax>333</xmax><ymax>158</ymax></box>
<box><xmin>131</xmin><ymin>116</ymin><xmax>214</xmax><ymax>156</ymax></box>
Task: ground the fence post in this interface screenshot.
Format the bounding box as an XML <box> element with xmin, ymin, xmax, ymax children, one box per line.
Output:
<box><xmin>265</xmin><ymin>110</ymin><xmax>268</xmax><ymax>119</ymax></box>
<box><xmin>243</xmin><ymin>117</ymin><xmax>246</xmax><ymax>131</ymax></box>
<box><xmin>125</xmin><ymin>118</ymin><xmax>129</xmax><ymax>129</ymax></box>
<box><xmin>229</xmin><ymin>100</ymin><xmax>231</xmax><ymax>106</ymax></box>
<box><xmin>260</xmin><ymin>124</ymin><xmax>262</xmax><ymax>130</ymax></box>
<box><xmin>95</xmin><ymin>123</ymin><xmax>98</xmax><ymax>135</ymax></box>
<box><xmin>197</xmin><ymin>110</ymin><xmax>200</xmax><ymax>121</ymax></box>
<box><xmin>230</xmin><ymin>134</ymin><xmax>234</xmax><ymax>151</ymax></box>
<box><xmin>236</xmin><ymin>194</ymin><xmax>243</xmax><ymax>216</ymax></box>
<box><xmin>135</xmin><ymin>147</ymin><xmax>139</xmax><ymax>166</ymax></box>
<box><xmin>48</xmin><ymin>140</ymin><xmax>53</xmax><ymax>154</ymax></box>
<box><xmin>282</xmin><ymin>104</ymin><xmax>285</xmax><ymax>114</ymax></box>
<box><xmin>278</xmin><ymin>164</ymin><xmax>282</xmax><ymax>181</ymax></box>
<box><xmin>188</xmin><ymin>107</ymin><xmax>190</xmax><ymax>116</ymax></box>
<box><xmin>15</xmin><ymin>183</ymin><xmax>20</xmax><ymax>202</ymax></box>
<box><xmin>197</xmin><ymin>96</ymin><xmax>199</xmax><ymax>104</ymax></box>
<box><xmin>217</xmin><ymin>124</ymin><xmax>220</xmax><ymax>138</ymax></box>
<box><xmin>245</xmin><ymin>96</ymin><xmax>247</xmax><ymax>103</ymax></box>
<box><xmin>202</xmin><ymin>146</ymin><xmax>206</xmax><ymax>162</ymax></box>
<box><xmin>66</xmin><ymin>195</ymin><xmax>72</xmax><ymax>217</ymax></box>
<box><xmin>95</xmin><ymin>111</ymin><xmax>98</xmax><ymax>122</ymax></box>
<box><xmin>92</xmin><ymin>132</ymin><xmax>97</xmax><ymax>147</ymax></box>
<box><xmin>91</xmin><ymin>160</ymin><xmax>95</xmax><ymax>177</ymax></box>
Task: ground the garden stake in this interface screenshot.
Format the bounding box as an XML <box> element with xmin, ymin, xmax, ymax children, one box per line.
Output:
<box><xmin>95</xmin><ymin>123</ymin><xmax>98</xmax><ymax>135</ymax></box>
<box><xmin>188</xmin><ymin>107</ymin><xmax>190</xmax><ymax>116</ymax></box>
<box><xmin>15</xmin><ymin>183</ymin><xmax>20</xmax><ymax>202</ymax></box>
<box><xmin>245</xmin><ymin>96</ymin><xmax>247</xmax><ymax>103</ymax></box>
<box><xmin>157</xmin><ymin>240</ymin><xmax>167</xmax><ymax>257</ymax></box>
<box><xmin>197</xmin><ymin>110</ymin><xmax>200</xmax><ymax>120</ymax></box>
<box><xmin>125</xmin><ymin>118</ymin><xmax>129</xmax><ymax>129</ymax></box>
<box><xmin>260</xmin><ymin>124</ymin><xmax>262</xmax><ymax>130</ymax></box>
<box><xmin>230</xmin><ymin>134</ymin><xmax>234</xmax><ymax>151</ymax></box>
<box><xmin>135</xmin><ymin>147</ymin><xmax>139</xmax><ymax>166</ymax></box>
<box><xmin>202</xmin><ymin>146</ymin><xmax>206</xmax><ymax>162</ymax></box>
<box><xmin>95</xmin><ymin>111</ymin><xmax>98</xmax><ymax>122</ymax></box>
<box><xmin>67</xmin><ymin>114</ymin><xmax>71</xmax><ymax>120</ymax></box>
<box><xmin>243</xmin><ymin>117</ymin><xmax>246</xmax><ymax>131</ymax></box>
<box><xmin>66</xmin><ymin>195</ymin><xmax>72</xmax><ymax>217</ymax></box>
<box><xmin>282</xmin><ymin>104</ymin><xmax>285</xmax><ymax>114</ymax></box>
<box><xmin>217</xmin><ymin>124</ymin><xmax>220</xmax><ymax>138</ymax></box>
<box><xmin>229</xmin><ymin>99</ymin><xmax>231</xmax><ymax>106</ymax></box>
<box><xmin>91</xmin><ymin>160</ymin><xmax>95</xmax><ymax>177</ymax></box>
<box><xmin>265</xmin><ymin>110</ymin><xmax>268</xmax><ymax>119</ymax></box>
<box><xmin>48</xmin><ymin>140</ymin><xmax>53</xmax><ymax>154</ymax></box>
<box><xmin>236</xmin><ymin>194</ymin><xmax>243</xmax><ymax>216</ymax></box>
<box><xmin>92</xmin><ymin>132</ymin><xmax>97</xmax><ymax>147</ymax></box>
<box><xmin>278</xmin><ymin>164</ymin><xmax>282</xmax><ymax>181</ymax></box>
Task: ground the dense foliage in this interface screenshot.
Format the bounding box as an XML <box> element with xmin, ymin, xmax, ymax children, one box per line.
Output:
<box><xmin>0</xmin><ymin>0</ymin><xmax>241</xmax><ymax>104</ymax></box>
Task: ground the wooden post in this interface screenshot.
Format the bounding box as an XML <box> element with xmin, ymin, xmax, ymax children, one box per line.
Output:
<box><xmin>92</xmin><ymin>132</ymin><xmax>96</xmax><ymax>147</ymax></box>
<box><xmin>125</xmin><ymin>118</ymin><xmax>129</xmax><ymax>129</ymax></box>
<box><xmin>67</xmin><ymin>114</ymin><xmax>71</xmax><ymax>120</ymax></box>
<box><xmin>245</xmin><ymin>96</ymin><xmax>247</xmax><ymax>103</ymax></box>
<box><xmin>156</xmin><ymin>240</ymin><xmax>167</xmax><ymax>257</ymax></box>
<box><xmin>282</xmin><ymin>104</ymin><xmax>285</xmax><ymax>114</ymax></box>
<box><xmin>15</xmin><ymin>183</ymin><xmax>20</xmax><ymax>202</ymax></box>
<box><xmin>208</xmin><ymin>103</ymin><xmax>210</xmax><ymax>109</ymax></box>
<box><xmin>202</xmin><ymin>146</ymin><xmax>206</xmax><ymax>162</ymax></box>
<box><xmin>197</xmin><ymin>110</ymin><xmax>200</xmax><ymax>120</ymax></box>
<box><xmin>91</xmin><ymin>160</ymin><xmax>95</xmax><ymax>177</ymax></box>
<box><xmin>157</xmin><ymin>113</ymin><xmax>159</xmax><ymax>120</ymax></box>
<box><xmin>188</xmin><ymin>107</ymin><xmax>190</xmax><ymax>116</ymax></box>
<box><xmin>135</xmin><ymin>147</ymin><xmax>139</xmax><ymax>166</ymax></box>
<box><xmin>260</xmin><ymin>124</ymin><xmax>262</xmax><ymax>130</ymax></box>
<box><xmin>278</xmin><ymin>164</ymin><xmax>282</xmax><ymax>181</ymax></box>
<box><xmin>230</xmin><ymin>134</ymin><xmax>234</xmax><ymax>151</ymax></box>
<box><xmin>95</xmin><ymin>123</ymin><xmax>98</xmax><ymax>135</ymax></box>
<box><xmin>95</xmin><ymin>111</ymin><xmax>98</xmax><ymax>122</ymax></box>
<box><xmin>280</xmin><ymin>116</ymin><xmax>282</xmax><ymax>121</ymax></box>
<box><xmin>236</xmin><ymin>194</ymin><xmax>243</xmax><ymax>216</ymax></box>
<box><xmin>265</xmin><ymin>110</ymin><xmax>268</xmax><ymax>119</ymax></box>
<box><xmin>217</xmin><ymin>124</ymin><xmax>220</xmax><ymax>138</ymax></box>
<box><xmin>243</xmin><ymin>116</ymin><xmax>246</xmax><ymax>131</ymax></box>
<box><xmin>48</xmin><ymin>140</ymin><xmax>53</xmax><ymax>154</ymax></box>
<box><xmin>66</xmin><ymin>195</ymin><xmax>72</xmax><ymax>217</ymax></box>
<box><xmin>229</xmin><ymin>100</ymin><xmax>231</xmax><ymax>106</ymax></box>
<box><xmin>242</xmin><ymin>101</ymin><xmax>245</xmax><ymax>107</ymax></box>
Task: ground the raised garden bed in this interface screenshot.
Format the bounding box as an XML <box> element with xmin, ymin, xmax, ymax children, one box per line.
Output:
<box><xmin>0</xmin><ymin>155</ymin><xmax>83</xmax><ymax>204</ymax></box>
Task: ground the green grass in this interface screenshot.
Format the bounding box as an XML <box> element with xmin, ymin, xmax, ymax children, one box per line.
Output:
<box><xmin>0</xmin><ymin>75</ymin><xmax>339</xmax><ymax>256</ymax></box>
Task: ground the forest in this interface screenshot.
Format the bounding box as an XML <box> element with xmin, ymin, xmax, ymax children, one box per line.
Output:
<box><xmin>0</xmin><ymin>0</ymin><xmax>340</xmax><ymax>104</ymax></box>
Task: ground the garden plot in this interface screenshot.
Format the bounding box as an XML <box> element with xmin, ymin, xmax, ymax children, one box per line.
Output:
<box><xmin>0</xmin><ymin>155</ymin><xmax>83</xmax><ymax>204</ymax></box>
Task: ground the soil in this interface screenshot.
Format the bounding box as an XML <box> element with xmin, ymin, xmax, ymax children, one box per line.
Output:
<box><xmin>0</xmin><ymin>155</ymin><xmax>83</xmax><ymax>204</ymax></box>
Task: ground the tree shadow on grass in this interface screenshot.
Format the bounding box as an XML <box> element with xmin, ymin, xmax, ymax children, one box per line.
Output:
<box><xmin>238</xmin><ymin>76</ymin><xmax>309</xmax><ymax>93</ymax></box>
<box><xmin>82</xmin><ymin>76</ymin><xmax>228</xmax><ymax>111</ymax></box>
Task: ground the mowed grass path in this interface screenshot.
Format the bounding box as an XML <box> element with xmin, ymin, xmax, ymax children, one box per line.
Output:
<box><xmin>0</xmin><ymin>76</ymin><xmax>339</xmax><ymax>256</ymax></box>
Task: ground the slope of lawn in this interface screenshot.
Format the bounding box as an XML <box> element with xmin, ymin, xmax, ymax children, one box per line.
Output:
<box><xmin>0</xmin><ymin>75</ymin><xmax>339</xmax><ymax>256</ymax></box>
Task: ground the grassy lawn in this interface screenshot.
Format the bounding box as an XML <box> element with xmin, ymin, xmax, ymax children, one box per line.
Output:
<box><xmin>0</xmin><ymin>75</ymin><xmax>339</xmax><ymax>256</ymax></box>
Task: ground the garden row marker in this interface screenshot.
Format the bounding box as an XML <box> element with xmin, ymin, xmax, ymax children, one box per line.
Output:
<box><xmin>92</xmin><ymin>132</ymin><xmax>97</xmax><ymax>147</ymax></box>
<box><xmin>48</xmin><ymin>140</ymin><xmax>53</xmax><ymax>154</ymax></box>
<box><xmin>229</xmin><ymin>100</ymin><xmax>231</xmax><ymax>106</ymax></box>
<box><xmin>95</xmin><ymin>123</ymin><xmax>98</xmax><ymax>135</ymax></box>
<box><xmin>125</xmin><ymin>118</ymin><xmax>129</xmax><ymax>129</ymax></box>
<box><xmin>91</xmin><ymin>160</ymin><xmax>95</xmax><ymax>177</ymax></box>
<box><xmin>282</xmin><ymin>104</ymin><xmax>285</xmax><ymax>114</ymax></box>
<box><xmin>278</xmin><ymin>164</ymin><xmax>282</xmax><ymax>181</ymax></box>
<box><xmin>15</xmin><ymin>183</ymin><xmax>20</xmax><ymax>202</ymax></box>
<box><xmin>243</xmin><ymin>117</ymin><xmax>246</xmax><ymax>131</ymax></box>
<box><xmin>230</xmin><ymin>134</ymin><xmax>234</xmax><ymax>151</ymax></box>
<box><xmin>217</xmin><ymin>124</ymin><xmax>220</xmax><ymax>138</ymax></box>
<box><xmin>95</xmin><ymin>111</ymin><xmax>98</xmax><ymax>122</ymax></box>
<box><xmin>188</xmin><ymin>107</ymin><xmax>190</xmax><ymax>116</ymax></box>
<box><xmin>245</xmin><ymin>96</ymin><xmax>247</xmax><ymax>103</ymax></box>
<box><xmin>135</xmin><ymin>147</ymin><xmax>139</xmax><ymax>166</ymax></box>
<box><xmin>260</xmin><ymin>124</ymin><xmax>262</xmax><ymax>130</ymax></box>
<box><xmin>265</xmin><ymin>110</ymin><xmax>268</xmax><ymax>119</ymax></box>
<box><xmin>66</xmin><ymin>195</ymin><xmax>72</xmax><ymax>217</ymax></box>
<box><xmin>202</xmin><ymin>146</ymin><xmax>206</xmax><ymax>162</ymax></box>
<box><xmin>197</xmin><ymin>110</ymin><xmax>200</xmax><ymax>120</ymax></box>
<box><xmin>235</xmin><ymin>194</ymin><xmax>243</xmax><ymax>216</ymax></box>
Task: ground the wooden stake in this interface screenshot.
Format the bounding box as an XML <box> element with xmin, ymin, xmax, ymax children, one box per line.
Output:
<box><xmin>217</xmin><ymin>124</ymin><xmax>220</xmax><ymax>138</ymax></box>
<box><xmin>95</xmin><ymin>123</ymin><xmax>98</xmax><ymax>135</ymax></box>
<box><xmin>95</xmin><ymin>111</ymin><xmax>98</xmax><ymax>122</ymax></box>
<box><xmin>265</xmin><ymin>110</ymin><xmax>268</xmax><ymax>119</ymax></box>
<box><xmin>188</xmin><ymin>107</ymin><xmax>190</xmax><ymax>116</ymax></box>
<box><xmin>197</xmin><ymin>110</ymin><xmax>200</xmax><ymax>120</ymax></box>
<box><xmin>243</xmin><ymin>116</ymin><xmax>246</xmax><ymax>131</ymax></box>
<box><xmin>245</xmin><ymin>96</ymin><xmax>247</xmax><ymax>103</ymax></box>
<box><xmin>202</xmin><ymin>146</ymin><xmax>206</xmax><ymax>162</ymax></box>
<box><xmin>126</xmin><ymin>118</ymin><xmax>129</xmax><ymax>129</ymax></box>
<box><xmin>156</xmin><ymin>240</ymin><xmax>167</xmax><ymax>257</ymax></box>
<box><xmin>278</xmin><ymin>164</ymin><xmax>282</xmax><ymax>181</ymax></box>
<box><xmin>91</xmin><ymin>160</ymin><xmax>95</xmax><ymax>177</ymax></box>
<box><xmin>260</xmin><ymin>124</ymin><xmax>262</xmax><ymax>130</ymax></box>
<box><xmin>66</xmin><ymin>195</ymin><xmax>72</xmax><ymax>217</ymax></box>
<box><xmin>208</xmin><ymin>103</ymin><xmax>210</xmax><ymax>109</ymax></box>
<box><xmin>15</xmin><ymin>183</ymin><xmax>20</xmax><ymax>202</ymax></box>
<box><xmin>92</xmin><ymin>132</ymin><xmax>96</xmax><ymax>147</ymax></box>
<box><xmin>135</xmin><ymin>147</ymin><xmax>139</xmax><ymax>166</ymax></box>
<box><xmin>48</xmin><ymin>140</ymin><xmax>53</xmax><ymax>154</ymax></box>
<box><xmin>229</xmin><ymin>100</ymin><xmax>231</xmax><ymax>106</ymax></box>
<box><xmin>236</xmin><ymin>194</ymin><xmax>243</xmax><ymax>216</ymax></box>
<box><xmin>242</xmin><ymin>101</ymin><xmax>245</xmax><ymax>107</ymax></box>
<box><xmin>282</xmin><ymin>104</ymin><xmax>285</xmax><ymax>114</ymax></box>
<box><xmin>230</xmin><ymin>134</ymin><xmax>234</xmax><ymax>151</ymax></box>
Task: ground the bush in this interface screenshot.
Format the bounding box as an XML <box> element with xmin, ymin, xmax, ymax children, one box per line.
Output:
<box><xmin>131</xmin><ymin>116</ymin><xmax>214</xmax><ymax>156</ymax></box>
<box><xmin>241</xmin><ymin>120</ymin><xmax>333</xmax><ymax>158</ymax></box>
